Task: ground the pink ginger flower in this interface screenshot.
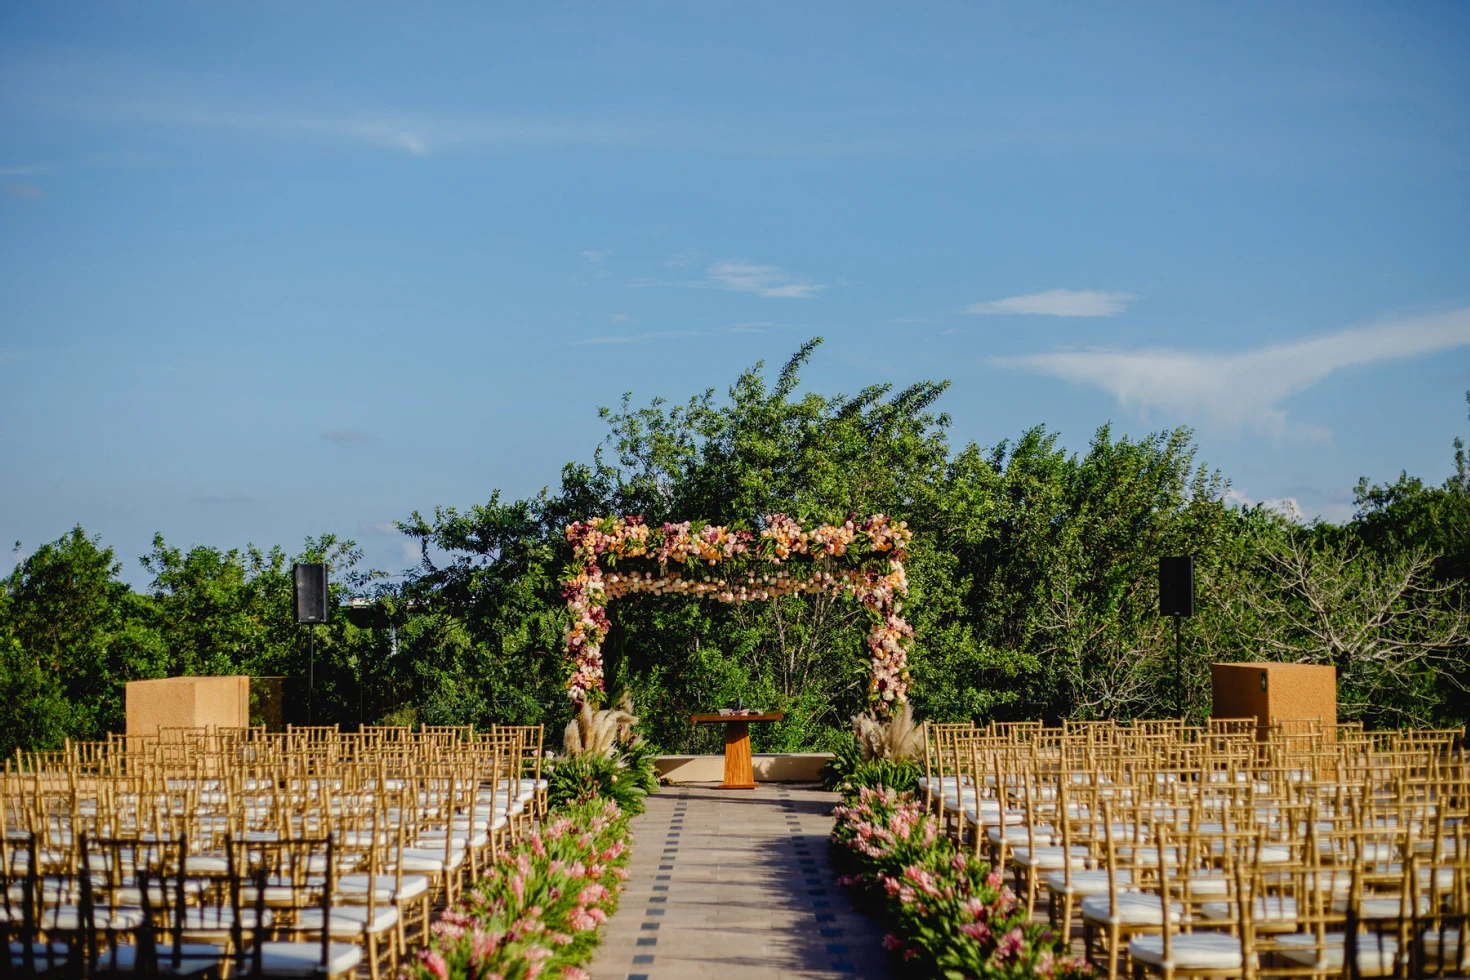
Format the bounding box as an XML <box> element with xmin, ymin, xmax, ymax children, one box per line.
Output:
<box><xmin>985</xmin><ymin>870</ymin><xmax>1004</xmax><ymax>888</ymax></box>
<box><xmin>959</xmin><ymin>920</ymin><xmax>991</xmax><ymax>942</ymax></box>
<box><xmin>568</xmin><ymin>910</ymin><xmax>597</xmax><ymax>932</ymax></box>
<box><xmin>997</xmin><ymin>927</ymin><xmax>1025</xmax><ymax>960</ymax></box>
<box><xmin>420</xmin><ymin>950</ymin><xmax>448</xmax><ymax>980</ymax></box>
<box><xmin>881</xmin><ymin>934</ymin><xmax>903</xmax><ymax>951</ymax></box>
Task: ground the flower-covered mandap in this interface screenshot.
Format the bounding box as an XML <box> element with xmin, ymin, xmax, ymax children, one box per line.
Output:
<box><xmin>561</xmin><ymin>514</ymin><xmax>914</xmax><ymax>712</ymax></box>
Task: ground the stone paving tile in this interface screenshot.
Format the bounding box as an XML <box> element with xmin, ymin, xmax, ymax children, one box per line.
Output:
<box><xmin>588</xmin><ymin>783</ymin><xmax>892</xmax><ymax>980</ymax></box>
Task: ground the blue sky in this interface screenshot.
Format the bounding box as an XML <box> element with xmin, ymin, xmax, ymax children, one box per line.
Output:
<box><xmin>2</xmin><ymin>2</ymin><xmax>1468</xmax><ymax>583</ymax></box>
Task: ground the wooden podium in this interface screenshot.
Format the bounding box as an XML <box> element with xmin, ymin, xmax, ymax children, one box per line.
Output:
<box><xmin>691</xmin><ymin>712</ymin><xmax>784</xmax><ymax>789</ymax></box>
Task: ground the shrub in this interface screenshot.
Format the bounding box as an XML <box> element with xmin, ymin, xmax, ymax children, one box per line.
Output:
<box><xmin>546</xmin><ymin>739</ymin><xmax>660</xmax><ymax>815</ymax></box>
<box><xmin>836</xmin><ymin>758</ymin><xmax>922</xmax><ymax>803</ymax></box>
<box><xmin>831</xmin><ymin>787</ymin><xmax>1093</xmax><ymax>980</ymax></box>
<box><xmin>819</xmin><ymin>732</ymin><xmax>864</xmax><ymax>791</ymax></box>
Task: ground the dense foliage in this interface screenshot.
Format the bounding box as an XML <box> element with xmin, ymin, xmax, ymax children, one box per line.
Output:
<box><xmin>3</xmin><ymin>343</ymin><xmax>1467</xmax><ymax>756</ymax></box>
<box><xmin>831</xmin><ymin>786</ymin><xmax>1092</xmax><ymax>979</ymax></box>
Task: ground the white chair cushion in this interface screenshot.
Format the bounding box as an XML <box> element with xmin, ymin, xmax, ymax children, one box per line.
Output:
<box><xmin>1201</xmin><ymin>896</ymin><xmax>1298</xmax><ymax>922</ymax></box>
<box><xmin>21</xmin><ymin>906</ymin><xmax>147</xmax><ymax>930</ymax></box>
<box><xmin>1081</xmin><ymin>892</ymin><xmax>1184</xmax><ymax>926</ymax></box>
<box><xmin>1046</xmin><ymin>869</ymin><xmax>1132</xmax><ymax>896</ymax></box>
<box><xmin>1275</xmin><ymin>933</ymin><xmax>1401</xmax><ymax>975</ymax></box>
<box><xmin>294</xmin><ymin>904</ymin><xmax>399</xmax><ymax>936</ymax></box>
<box><xmin>1185</xmin><ymin>871</ymin><xmax>1230</xmax><ymax>897</ymax></box>
<box><xmin>1117</xmin><ymin>845</ymin><xmax>1183</xmax><ymax>867</ymax></box>
<box><xmin>917</xmin><ymin>776</ymin><xmax>970</xmax><ymax>792</ymax></box>
<box><xmin>182</xmin><ymin>856</ymin><xmax>231</xmax><ymax>875</ymax></box>
<box><xmin>987</xmin><ymin>825</ymin><xmax>1054</xmax><ymax>847</ymax></box>
<box><xmin>8</xmin><ymin>941</ymin><xmax>68</xmax><ymax>969</ymax></box>
<box><xmin>1011</xmin><ymin>845</ymin><xmax>1090</xmax><ymax>870</ymax></box>
<box><xmin>181</xmin><ymin>907</ymin><xmax>272</xmax><ymax>933</ymax></box>
<box><xmin>958</xmin><ymin>802</ymin><xmax>1025</xmax><ymax>827</ymax></box>
<box><xmin>251</xmin><ymin>941</ymin><xmax>362</xmax><ymax>977</ymax></box>
<box><xmin>1334</xmin><ymin>895</ymin><xmax>1431</xmax><ymax>919</ymax></box>
<box><xmin>336</xmin><ymin>873</ymin><xmax>430</xmax><ymax>903</ymax></box>
<box><xmin>96</xmin><ymin>943</ymin><xmax>223</xmax><ymax>976</ymax></box>
<box><xmin>400</xmin><ymin>848</ymin><xmax>464</xmax><ymax>873</ymax></box>
<box><xmin>1129</xmin><ymin>932</ymin><xmax>1243</xmax><ymax>970</ymax></box>
<box><xmin>1421</xmin><ymin>928</ymin><xmax>1470</xmax><ymax>970</ymax></box>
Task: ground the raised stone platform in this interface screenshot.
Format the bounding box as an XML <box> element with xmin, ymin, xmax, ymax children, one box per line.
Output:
<box><xmin>655</xmin><ymin>753</ymin><xmax>834</xmax><ymax>784</ymax></box>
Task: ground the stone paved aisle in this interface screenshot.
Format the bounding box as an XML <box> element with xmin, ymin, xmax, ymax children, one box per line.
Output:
<box><xmin>588</xmin><ymin>783</ymin><xmax>893</xmax><ymax>980</ymax></box>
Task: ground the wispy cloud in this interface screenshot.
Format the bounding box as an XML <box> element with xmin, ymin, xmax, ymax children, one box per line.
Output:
<box><xmin>609</xmin><ymin>313</ymin><xmax>632</xmax><ymax>323</ymax></box>
<box><xmin>4</xmin><ymin>182</ymin><xmax>45</xmax><ymax>200</ymax></box>
<box><xmin>708</xmin><ymin>260</ymin><xmax>826</xmax><ymax>299</ymax></box>
<box><xmin>32</xmin><ymin>95</ymin><xmax>642</xmax><ymax>156</ymax></box>
<box><xmin>628</xmin><ymin>261</ymin><xmax>826</xmax><ymax>299</ymax></box>
<box><xmin>991</xmin><ymin>308</ymin><xmax>1470</xmax><ymax>440</ymax></box>
<box><xmin>664</xmin><ymin>248</ymin><xmax>698</xmax><ymax>268</ymax></box>
<box><xmin>582</xmin><ymin>249</ymin><xmax>613</xmax><ymax>263</ymax></box>
<box><xmin>967</xmin><ymin>289</ymin><xmax>1137</xmax><ymax>317</ymax></box>
<box><xmin>322</xmin><ymin>429</ymin><xmax>373</xmax><ymax>444</ymax></box>
<box><xmin>0</xmin><ymin>165</ymin><xmax>52</xmax><ymax>177</ymax></box>
<box><xmin>358</xmin><ymin>520</ymin><xmax>400</xmax><ymax>535</ymax></box>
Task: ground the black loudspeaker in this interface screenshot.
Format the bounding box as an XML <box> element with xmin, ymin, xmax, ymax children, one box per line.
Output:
<box><xmin>293</xmin><ymin>563</ymin><xmax>329</xmax><ymax>624</ymax></box>
<box><xmin>1159</xmin><ymin>556</ymin><xmax>1195</xmax><ymax>618</ymax></box>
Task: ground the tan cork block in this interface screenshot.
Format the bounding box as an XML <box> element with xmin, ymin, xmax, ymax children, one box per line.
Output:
<box><xmin>125</xmin><ymin>676</ymin><xmax>250</xmax><ymax>736</ymax></box>
<box><xmin>1211</xmin><ymin>662</ymin><xmax>1337</xmax><ymax>738</ymax></box>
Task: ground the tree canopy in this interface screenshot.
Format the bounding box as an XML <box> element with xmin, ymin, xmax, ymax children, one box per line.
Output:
<box><xmin>4</xmin><ymin>339</ymin><xmax>1466</xmax><ymax>757</ymax></box>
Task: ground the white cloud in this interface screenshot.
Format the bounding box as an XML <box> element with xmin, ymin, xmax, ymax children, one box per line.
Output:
<box><xmin>991</xmin><ymin>308</ymin><xmax>1470</xmax><ymax>440</ymax></box>
<box><xmin>5</xmin><ymin>182</ymin><xmax>45</xmax><ymax>200</ymax></box>
<box><xmin>665</xmin><ymin>248</ymin><xmax>698</xmax><ymax>268</ymax></box>
<box><xmin>582</xmin><ymin>249</ymin><xmax>613</xmax><ymax>263</ymax></box>
<box><xmin>1225</xmin><ymin>489</ymin><xmax>1303</xmax><ymax>521</ymax></box>
<box><xmin>707</xmin><ymin>260</ymin><xmax>825</xmax><ymax>299</ymax></box>
<box><xmin>967</xmin><ymin>289</ymin><xmax>1137</xmax><ymax>317</ymax></box>
<box><xmin>358</xmin><ymin>520</ymin><xmax>399</xmax><ymax>535</ymax></box>
<box><xmin>610</xmin><ymin>313</ymin><xmax>631</xmax><ymax>323</ymax></box>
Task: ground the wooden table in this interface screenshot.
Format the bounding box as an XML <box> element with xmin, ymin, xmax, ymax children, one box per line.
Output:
<box><xmin>690</xmin><ymin>712</ymin><xmax>785</xmax><ymax>789</ymax></box>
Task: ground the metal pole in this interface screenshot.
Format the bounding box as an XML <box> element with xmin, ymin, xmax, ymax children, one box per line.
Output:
<box><xmin>1174</xmin><ymin>613</ymin><xmax>1183</xmax><ymax>719</ymax></box>
<box><xmin>307</xmin><ymin>627</ymin><xmax>315</xmax><ymax>725</ymax></box>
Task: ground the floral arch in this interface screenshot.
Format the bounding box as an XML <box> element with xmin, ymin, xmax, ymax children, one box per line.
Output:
<box><xmin>561</xmin><ymin>514</ymin><xmax>914</xmax><ymax>712</ymax></box>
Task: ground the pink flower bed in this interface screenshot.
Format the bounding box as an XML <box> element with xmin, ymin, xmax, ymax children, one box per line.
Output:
<box><xmin>830</xmin><ymin>787</ymin><xmax>1093</xmax><ymax>980</ymax></box>
<box><xmin>405</xmin><ymin>797</ymin><xmax>632</xmax><ymax>980</ymax></box>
